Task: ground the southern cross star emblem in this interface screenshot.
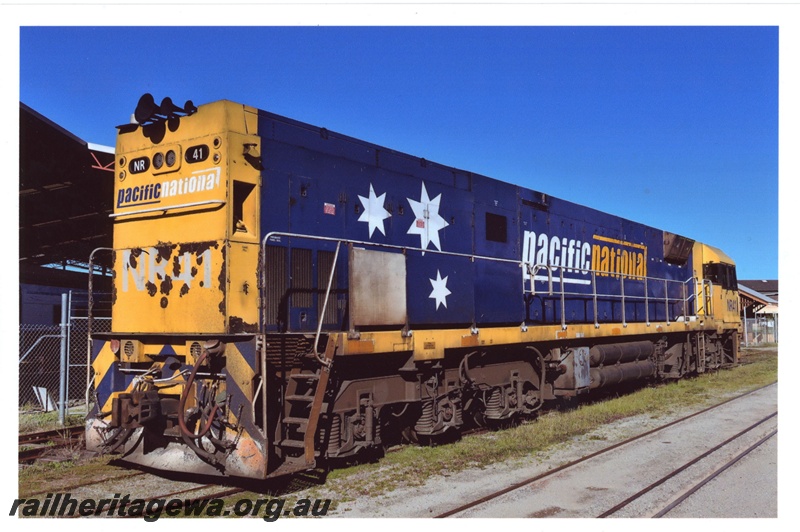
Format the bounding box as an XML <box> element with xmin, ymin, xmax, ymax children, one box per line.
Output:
<box><xmin>429</xmin><ymin>270</ymin><xmax>452</xmax><ymax>310</ymax></box>
<box><xmin>407</xmin><ymin>182</ymin><xmax>449</xmax><ymax>250</ymax></box>
<box><xmin>357</xmin><ymin>184</ymin><xmax>391</xmax><ymax>237</ymax></box>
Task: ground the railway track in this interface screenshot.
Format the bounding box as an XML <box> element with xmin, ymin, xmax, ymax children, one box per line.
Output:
<box><xmin>19</xmin><ymin>425</ymin><xmax>85</xmax><ymax>463</ymax></box>
<box><xmin>650</xmin><ymin>428</ymin><xmax>777</xmax><ymax>517</ymax></box>
<box><xmin>600</xmin><ymin>413</ymin><xmax>777</xmax><ymax>517</ymax></box>
<box><xmin>435</xmin><ymin>382</ymin><xmax>777</xmax><ymax>518</ymax></box>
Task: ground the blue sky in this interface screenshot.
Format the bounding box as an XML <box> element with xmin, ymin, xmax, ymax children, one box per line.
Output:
<box><xmin>18</xmin><ymin>24</ymin><xmax>779</xmax><ymax>279</ymax></box>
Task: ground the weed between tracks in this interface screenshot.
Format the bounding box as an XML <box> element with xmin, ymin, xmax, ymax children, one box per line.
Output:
<box><xmin>315</xmin><ymin>347</ymin><xmax>778</xmax><ymax>502</ymax></box>
<box><xmin>18</xmin><ymin>410</ymin><xmax>84</xmax><ymax>434</ymax></box>
<box><xmin>18</xmin><ymin>456</ymin><xmax>118</xmax><ymax>497</ymax></box>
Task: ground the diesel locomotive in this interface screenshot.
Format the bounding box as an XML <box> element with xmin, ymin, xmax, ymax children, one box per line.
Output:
<box><xmin>86</xmin><ymin>95</ymin><xmax>742</xmax><ymax>479</ymax></box>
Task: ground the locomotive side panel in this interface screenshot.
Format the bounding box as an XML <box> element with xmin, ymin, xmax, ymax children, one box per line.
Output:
<box><xmin>256</xmin><ymin>109</ymin><xmax>699</xmax><ymax>334</ymax></box>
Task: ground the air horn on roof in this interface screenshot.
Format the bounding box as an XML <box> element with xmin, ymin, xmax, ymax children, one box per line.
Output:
<box><xmin>133</xmin><ymin>93</ymin><xmax>197</xmax><ymax>125</ymax></box>
<box><xmin>117</xmin><ymin>93</ymin><xmax>197</xmax><ymax>132</ymax></box>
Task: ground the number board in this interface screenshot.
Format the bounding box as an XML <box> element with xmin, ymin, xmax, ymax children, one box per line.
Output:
<box><xmin>185</xmin><ymin>144</ymin><xmax>209</xmax><ymax>164</ymax></box>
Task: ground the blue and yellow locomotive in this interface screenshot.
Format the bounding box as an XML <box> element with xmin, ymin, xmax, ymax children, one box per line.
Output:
<box><xmin>86</xmin><ymin>95</ymin><xmax>742</xmax><ymax>479</ymax></box>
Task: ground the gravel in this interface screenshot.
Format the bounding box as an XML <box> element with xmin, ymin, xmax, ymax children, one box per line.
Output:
<box><xmin>314</xmin><ymin>384</ymin><xmax>778</xmax><ymax>518</ymax></box>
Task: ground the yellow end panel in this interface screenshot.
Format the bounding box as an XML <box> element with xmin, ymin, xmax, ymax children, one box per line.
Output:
<box><xmin>112</xmin><ymin>241</ymin><xmax>227</xmax><ymax>334</ymax></box>
<box><xmin>113</xmin><ymin>101</ymin><xmax>260</xmax><ymax>245</ymax></box>
<box><xmin>111</xmin><ymin>100</ymin><xmax>262</xmax><ymax>335</ymax></box>
<box><xmin>227</xmin><ymin>242</ymin><xmax>260</xmax><ymax>333</ymax></box>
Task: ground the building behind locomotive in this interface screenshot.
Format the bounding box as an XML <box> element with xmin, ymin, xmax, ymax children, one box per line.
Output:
<box><xmin>86</xmin><ymin>96</ymin><xmax>741</xmax><ymax>480</ymax></box>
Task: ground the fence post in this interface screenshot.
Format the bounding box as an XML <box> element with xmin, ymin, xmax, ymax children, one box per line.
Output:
<box><xmin>59</xmin><ymin>293</ymin><xmax>68</xmax><ymax>425</ymax></box>
<box><xmin>743</xmin><ymin>315</ymin><xmax>749</xmax><ymax>347</ymax></box>
<box><xmin>66</xmin><ymin>291</ymin><xmax>72</xmax><ymax>412</ymax></box>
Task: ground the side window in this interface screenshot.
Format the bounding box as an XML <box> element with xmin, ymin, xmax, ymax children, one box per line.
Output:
<box><xmin>723</xmin><ymin>264</ymin><xmax>738</xmax><ymax>291</ymax></box>
<box><xmin>485</xmin><ymin>212</ymin><xmax>508</xmax><ymax>243</ymax></box>
<box><xmin>703</xmin><ymin>263</ymin><xmax>738</xmax><ymax>291</ymax></box>
<box><xmin>703</xmin><ymin>263</ymin><xmax>721</xmax><ymax>285</ymax></box>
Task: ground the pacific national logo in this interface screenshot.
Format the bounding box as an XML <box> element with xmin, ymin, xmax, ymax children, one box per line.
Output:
<box><xmin>522</xmin><ymin>230</ymin><xmax>647</xmax><ymax>287</ymax></box>
<box><xmin>117</xmin><ymin>167</ymin><xmax>222</xmax><ymax>209</ymax></box>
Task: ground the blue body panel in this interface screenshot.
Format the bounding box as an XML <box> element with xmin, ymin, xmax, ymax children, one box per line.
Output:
<box><xmin>257</xmin><ymin>110</ymin><xmax>694</xmax><ymax>332</ymax></box>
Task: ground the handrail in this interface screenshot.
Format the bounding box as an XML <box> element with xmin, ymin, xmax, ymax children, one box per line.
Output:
<box><xmin>258</xmin><ymin>231</ymin><xmax>706</xmax><ymax>335</ymax></box>
<box><xmin>259</xmin><ymin>230</ymin><xmax>530</xmax><ymax>334</ymax></box>
<box><xmin>87</xmin><ymin>246</ymin><xmax>114</xmax><ymax>415</ymax></box>
<box><xmin>525</xmin><ymin>263</ymin><xmax>701</xmax><ymax>327</ymax></box>
<box><xmin>311</xmin><ymin>241</ymin><xmax>341</xmax><ymax>367</ymax></box>
<box><xmin>260</xmin><ymin>231</ymin><xmax>523</xmax><ymax>266</ymax></box>
<box><xmin>109</xmin><ymin>199</ymin><xmax>225</xmax><ymax>219</ymax></box>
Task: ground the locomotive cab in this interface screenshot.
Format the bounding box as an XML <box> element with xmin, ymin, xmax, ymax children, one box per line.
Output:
<box><xmin>695</xmin><ymin>243</ymin><xmax>741</xmax><ymax>330</ymax></box>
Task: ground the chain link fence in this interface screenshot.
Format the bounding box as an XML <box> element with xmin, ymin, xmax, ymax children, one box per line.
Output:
<box><xmin>743</xmin><ymin>314</ymin><xmax>778</xmax><ymax>346</ymax></box>
<box><xmin>19</xmin><ymin>324</ymin><xmax>63</xmax><ymax>411</ymax></box>
<box><xmin>19</xmin><ymin>291</ymin><xmax>111</xmax><ymax>421</ymax></box>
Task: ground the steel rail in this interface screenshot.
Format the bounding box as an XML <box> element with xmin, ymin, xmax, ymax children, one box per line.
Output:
<box><xmin>434</xmin><ymin>381</ymin><xmax>776</xmax><ymax>518</ymax></box>
<box><xmin>652</xmin><ymin>429</ymin><xmax>778</xmax><ymax>518</ymax></box>
<box><xmin>19</xmin><ymin>425</ymin><xmax>84</xmax><ymax>446</ymax></box>
<box><xmin>21</xmin><ymin>471</ymin><xmax>148</xmax><ymax>499</ymax></box>
<box><xmin>597</xmin><ymin>410</ymin><xmax>777</xmax><ymax>517</ymax></box>
<box><xmin>19</xmin><ymin>426</ymin><xmax>86</xmax><ymax>463</ymax></box>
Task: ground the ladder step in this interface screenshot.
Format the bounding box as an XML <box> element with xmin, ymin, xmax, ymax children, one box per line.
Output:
<box><xmin>266</xmin><ymin>458</ymin><xmax>316</xmax><ymax>478</ymax></box>
<box><xmin>286</xmin><ymin>394</ymin><xmax>314</xmax><ymax>402</ymax></box>
<box><xmin>290</xmin><ymin>373</ymin><xmax>319</xmax><ymax>381</ymax></box>
<box><xmin>279</xmin><ymin>440</ymin><xmax>321</xmax><ymax>457</ymax></box>
<box><xmin>283</xmin><ymin>417</ymin><xmax>309</xmax><ymax>427</ymax></box>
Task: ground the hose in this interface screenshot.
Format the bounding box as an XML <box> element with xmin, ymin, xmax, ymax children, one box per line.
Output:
<box><xmin>178</xmin><ymin>349</ymin><xmax>220</xmax><ymax>439</ymax></box>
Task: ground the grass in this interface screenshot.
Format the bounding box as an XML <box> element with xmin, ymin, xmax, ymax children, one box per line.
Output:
<box><xmin>18</xmin><ymin>456</ymin><xmax>120</xmax><ymax>497</ymax></box>
<box><xmin>312</xmin><ymin>347</ymin><xmax>778</xmax><ymax>501</ymax></box>
<box><xmin>19</xmin><ymin>409</ymin><xmax>85</xmax><ymax>434</ymax></box>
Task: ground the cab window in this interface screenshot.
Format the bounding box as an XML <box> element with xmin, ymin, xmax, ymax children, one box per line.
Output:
<box><xmin>703</xmin><ymin>263</ymin><xmax>738</xmax><ymax>291</ymax></box>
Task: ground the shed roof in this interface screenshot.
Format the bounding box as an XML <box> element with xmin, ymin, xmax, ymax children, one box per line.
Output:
<box><xmin>739</xmin><ymin>279</ymin><xmax>779</xmax><ymax>296</ymax></box>
<box><xmin>19</xmin><ymin>102</ymin><xmax>115</xmax><ymax>271</ymax></box>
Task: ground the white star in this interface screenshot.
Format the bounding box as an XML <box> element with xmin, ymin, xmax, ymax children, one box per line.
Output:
<box><xmin>429</xmin><ymin>270</ymin><xmax>452</xmax><ymax>310</ymax></box>
<box><xmin>407</xmin><ymin>182</ymin><xmax>449</xmax><ymax>250</ymax></box>
<box><xmin>358</xmin><ymin>184</ymin><xmax>391</xmax><ymax>237</ymax></box>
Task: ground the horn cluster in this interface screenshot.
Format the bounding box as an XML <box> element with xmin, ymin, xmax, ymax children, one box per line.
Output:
<box><xmin>133</xmin><ymin>93</ymin><xmax>197</xmax><ymax>125</ymax></box>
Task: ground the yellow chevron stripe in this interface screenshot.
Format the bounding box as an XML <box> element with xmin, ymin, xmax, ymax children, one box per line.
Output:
<box><xmin>225</xmin><ymin>343</ymin><xmax>256</xmax><ymax>401</ymax></box>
